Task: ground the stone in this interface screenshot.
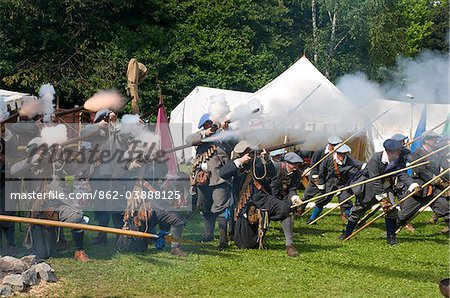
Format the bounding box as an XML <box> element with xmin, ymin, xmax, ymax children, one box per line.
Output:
<box><xmin>20</xmin><ymin>255</ymin><xmax>37</xmax><ymax>269</ymax></box>
<box><xmin>0</xmin><ymin>285</ymin><xmax>12</xmax><ymax>297</ymax></box>
<box><xmin>21</xmin><ymin>268</ymin><xmax>38</xmax><ymax>286</ymax></box>
<box><xmin>0</xmin><ymin>256</ymin><xmax>27</xmax><ymax>273</ymax></box>
<box><xmin>2</xmin><ymin>274</ymin><xmax>24</xmax><ymax>292</ymax></box>
<box><xmin>31</xmin><ymin>263</ymin><xmax>57</xmax><ymax>282</ymax></box>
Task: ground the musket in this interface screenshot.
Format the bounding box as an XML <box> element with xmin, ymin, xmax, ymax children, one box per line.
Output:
<box><xmin>116</xmin><ymin>96</ymin><xmax>133</xmax><ymax>112</ymax></box>
<box><xmin>53</xmin><ymin>106</ymin><xmax>86</xmax><ymax>117</ymax></box>
<box><xmin>302</xmin><ymin>108</ymin><xmax>392</xmax><ymax>178</ymax></box>
<box><xmin>140</xmin><ymin>103</ymin><xmax>164</xmax><ymax>121</ymax></box>
<box><xmin>0</xmin><ymin>111</ymin><xmax>19</xmax><ymax>125</ymax></box>
<box><xmin>162</xmin><ymin>138</ymin><xmax>306</xmax><ymax>155</ymax></box>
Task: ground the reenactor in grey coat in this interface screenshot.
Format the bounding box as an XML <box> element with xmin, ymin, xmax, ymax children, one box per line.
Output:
<box><xmin>397</xmin><ymin>131</ymin><xmax>450</xmax><ymax>233</ymax></box>
<box><xmin>83</xmin><ymin>109</ymin><xmax>129</xmax><ymax>244</ymax></box>
<box><xmin>11</xmin><ymin>137</ymin><xmax>92</xmax><ymax>261</ymax></box>
<box><xmin>339</xmin><ymin>139</ymin><xmax>420</xmax><ymax>245</ymax></box>
<box><xmin>186</xmin><ymin>113</ymin><xmax>234</xmax><ymax>248</ymax></box>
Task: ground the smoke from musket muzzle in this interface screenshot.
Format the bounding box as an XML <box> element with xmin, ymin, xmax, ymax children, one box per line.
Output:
<box><xmin>84</xmin><ymin>90</ymin><xmax>124</xmax><ymax>112</ymax></box>
<box><xmin>208</xmin><ymin>94</ymin><xmax>230</xmax><ymax>123</ymax></box>
<box><xmin>0</xmin><ymin>96</ymin><xmax>9</xmax><ymax>122</ymax></box>
<box><xmin>40</xmin><ymin>124</ymin><xmax>68</xmax><ymax>145</ymax></box>
<box><xmin>337</xmin><ymin>50</ymin><xmax>449</xmax><ymax>110</ymax></box>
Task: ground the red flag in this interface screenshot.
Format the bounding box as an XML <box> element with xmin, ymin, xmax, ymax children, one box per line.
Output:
<box><xmin>155</xmin><ymin>96</ymin><xmax>178</xmax><ymax>176</ymax></box>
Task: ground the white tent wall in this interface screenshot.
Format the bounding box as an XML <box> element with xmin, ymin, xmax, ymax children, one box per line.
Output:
<box><xmin>0</xmin><ymin>89</ymin><xmax>37</xmax><ymax>111</ymax></box>
<box><xmin>237</xmin><ymin>56</ymin><xmax>363</xmax><ymax>152</ymax></box>
<box><xmin>369</xmin><ymin>99</ymin><xmax>449</xmax><ymax>152</ymax></box>
<box><xmin>169</xmin><ymin>86</ymin><xmax>252</xmax><ymax>163</ymax></box>
<box><xmin>246</xmin><ymin>56</ymin><xmax>360</xmax><ymax>128</ymax></box>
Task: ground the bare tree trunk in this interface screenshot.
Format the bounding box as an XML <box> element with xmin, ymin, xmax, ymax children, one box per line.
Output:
<box><xmin>311</xmin><ymin>0</ymin><xmax>318</xmax><ymax>63</ymax></box>
<box><xmin>325</xmin><ymin>6</ymin><xmax>337</xmax><ymax>78</ymax></box>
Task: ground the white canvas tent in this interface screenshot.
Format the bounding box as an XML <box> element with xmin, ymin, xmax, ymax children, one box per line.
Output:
<box><xmin>169</xmin><ymin>56</ymin><xmax>366</xmax><ymax>163</ymax></box>
<box><xmin>0</xmin><ymin>89</ymin><xmax>36</xmax><ymax>111</ymax></box>
<box><xmin>170</xmin><ymin>86</ymin><xmax>252</xmax><ymax>162</ymax></box>
<box><xmin>246</xmin><ymin>55</ymin><xmax>360</xmax><ymax>132</ymax></box>
<box><xmin>368</xmin><ymin>99</ymin><xmax>449</xmax><ymax>152</ymax></box>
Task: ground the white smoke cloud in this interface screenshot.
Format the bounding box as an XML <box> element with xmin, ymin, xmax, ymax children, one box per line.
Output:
<box><xmin>0</xmin><ymin>96</ymin><xmax>10</xmax><ymax>122</ymax></box>
<box><xmin>38</xmin><ymin>83</ymin><xmax>55</xmax><ymax>115</ymax></box>
<box><xmin>208</xmin><ymin>94</ymin><xmax>230</xmax><ymax>123</ymax></box>
<box><xmin>41</xmin><ymin>124</ymin><xmax>68</xmax><ymax>145</ymax></box>
<box><xmin>337</xmin><ymin>50</ymin><xmax>449</xmax><ymax>105</ymax></box>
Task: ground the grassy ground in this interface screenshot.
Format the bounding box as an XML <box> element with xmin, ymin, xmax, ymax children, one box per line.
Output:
<box><xmin>8</xmin><ymin>209</ymin><xmax>449</xmax><ymax>297</ymax></box>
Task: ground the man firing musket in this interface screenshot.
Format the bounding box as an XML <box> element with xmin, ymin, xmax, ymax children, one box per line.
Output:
<box><xmin>339</xmin><ymin>139</ymin><xmax>421</xmax><ymax>245</ymax></box>
<box><xmin>219</xmin><ymin>141</ymin><xmax>304</xmax><ymax>256</ymax></box>
<box><xmin>397</xmin><ymin>131</ymin><xmax>450</xmax><ymax>234</ymax></box>
<box><xmin>186</xmin><ymin>108</ymin><xmax>235</xmax><ymax>248</ymax></box>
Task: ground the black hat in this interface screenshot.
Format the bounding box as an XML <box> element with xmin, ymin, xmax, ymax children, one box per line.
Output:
<box><xmin>383</xmin><ymin>139</ymin><xmax>403</xmax><ymax>152</ymax></box>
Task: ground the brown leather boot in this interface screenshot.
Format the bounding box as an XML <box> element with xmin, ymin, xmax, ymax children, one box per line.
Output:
<box><xmin>404</xmin><ymin>223</ymin><xmax>416</xmax><ymax>232</ymax></box>
<box><xmin>440</xmin><ymin>226</ymin><xmax>449</xmax><ymax>234</ymax></box>
<box><xmin>74</xmin><ymin>249</ymin><xmax>93</xmax><ymax>262</ymax></box>
<box><xmin>286</xmin><ymin>245</ymin><xmax>299</xmax><ymax>257</ymax></box>
<box><xmin>170</xmin><ymin>247</ymin><xmax>188</xmax><ymax>257</ymax></box>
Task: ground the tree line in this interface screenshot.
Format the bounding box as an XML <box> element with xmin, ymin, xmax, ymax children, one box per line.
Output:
<box><xmin>0</xmin><ymin>0</ymin><xmax>448</xmax><ymax>111</ymax></box>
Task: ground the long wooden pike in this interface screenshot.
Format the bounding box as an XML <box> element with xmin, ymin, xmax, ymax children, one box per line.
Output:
<box><xmin>307</xmin><ymin>195</ymin><xmax>355</xmax><ymax>225</ymax></box>
<box><xmin>302</xmin><ymin>108</ymin><xmax>392</xmax><ymax>178</ymax></box>
<box><xmin>356</xmin><ymin>204</ymin><xmax>381</xmax><ymax>227</ymax></box>
<box><xmin>408</xmin><ymin>144</ymin><xmax>450</xmax><ymax>165</ymax></box>
<box><xmin>405</xmin><ymin>118</ymin><xmax>448</xmax><ymax>146</ymax></box>
<box><xmin>0</xmin><ymin>214</ymin><xmax>200</xmax><ymax>246</ymax></box>
<box><xmin>300</xmin><ymin>161</ymin><xmax>429</xmax><ymax>205</ymax></box>
<box><xmin>396</xmin><ymin>185</ymin><xmax>450</xmax><ymax>234</ymax></box>
<box><xmin>344</xmin><ymin>168</ymin><xmax>450</xmax><ymax>241</ymax></box>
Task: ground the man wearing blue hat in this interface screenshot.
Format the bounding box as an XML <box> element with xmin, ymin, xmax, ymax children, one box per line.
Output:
<box><xmin>186</xmin><ymin>113</ymin><xmax>235</xmax><ymax>248</ymax></box>
<box><xmin>339</xmin><ymin>139</ymin><xmax>420</xmax><ymax>245</ymax></box>
<box><xmin>269</xmin><ymin>148</ymin><xmax>286</xmax><ymax>162</ymax></box>
<box><xmin>306</xmin><ymin>144</ymin><xmax>365</xmax><ymax>224</ymax></box>
<box><xmin>301</xmin><ymin>135</ymin><xmax>342</xmax><ymax>214</ymax></box>
<box><xmin>398</xmin><ymin>130</ymin><xmax>449</xmax><ymax>234</ymax></box>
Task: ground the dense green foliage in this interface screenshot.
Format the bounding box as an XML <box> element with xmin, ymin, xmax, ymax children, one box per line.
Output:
<box><xmin>0</xmin><ymin>0</ymin><xmax>448</xmax><ymax>111</ymax></box>
<box><xmin>12</xmin><ymin>211</ymin><xmax>449</xmax><ymax>297</ymax></box>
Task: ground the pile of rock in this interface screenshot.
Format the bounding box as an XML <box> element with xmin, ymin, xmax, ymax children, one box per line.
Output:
<box><xmin>0</xmin><ymin>255</ymin><xmax>56</xmax><ymax>297</ymax></box>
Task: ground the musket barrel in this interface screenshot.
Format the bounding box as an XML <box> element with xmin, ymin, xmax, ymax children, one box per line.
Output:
<box><xmin>0</xmin><ymin>111</ymin><xmax>19</xmax><ymax>125</ymax></box>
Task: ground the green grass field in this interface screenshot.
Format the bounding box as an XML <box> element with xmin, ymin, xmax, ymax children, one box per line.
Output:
<box><xmin>10</xmin><ymin>210</ymin><xmax>449</xmax><ymax>297</ymax></box>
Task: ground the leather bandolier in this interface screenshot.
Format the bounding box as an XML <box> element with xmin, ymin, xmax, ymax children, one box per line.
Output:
<box><xmin>190</xmin><ymin>144</ymin><xmax>217</xmax><ymax>186</ymax></box>
<box><xmin>123</xmin><ymin>167</ymin><xmax>154</xmax><ymax>231</ymax></box>
<box><xmin>250</xmin><ymin>179</ymin><xmax>270</xmax><ymax>249</ymax></box>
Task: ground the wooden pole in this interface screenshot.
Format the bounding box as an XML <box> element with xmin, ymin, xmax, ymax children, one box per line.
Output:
<box><xmin>308</xmin><ymin>195</ymin><xmax>355</xmax><ymax>225</ymax></box>
<box><xmin>407</xmin><ymin>144</ymin><xmax>449</xmax><ymax>165</ymax></box>
<box><xmin>396</xmin><ymin>185</ymin><xmax>450</xmax><ymax>234</ymax></box>
<box><xmin>302</xmin><ymin>108</ymin><xmax>391</xmax><ymax>178</ymax></box>
<box><xmin>356</xmin><ymin>204</ymin><xmax>381</xmax><ymax>227</ymax></box>
<box><xmin>0</xmin><ymin>214</ymin><xmax>158</xmax><ymax>239</ymax></box>
<box><xmin>405</xmin><ymin>119</ymin><xmax>448</xmax><ymax>146</ymax></box>
<box><xmin>301</xmin><ymin>161</ymin><xmax>429</xmax><ymax>205</ymax></box>
<box><xmin>344</xmin><ymin>168</ymin><xmax>450</xmax><ymax>241</ymax></box>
